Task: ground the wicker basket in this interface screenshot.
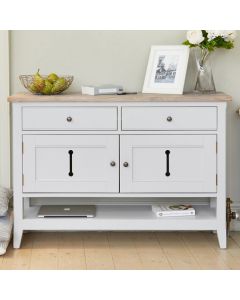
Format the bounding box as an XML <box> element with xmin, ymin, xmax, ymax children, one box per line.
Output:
<box><xmin>19</xmin><ymin>75</ymin><xmax>74</xmax><ymax>95</ymax></box>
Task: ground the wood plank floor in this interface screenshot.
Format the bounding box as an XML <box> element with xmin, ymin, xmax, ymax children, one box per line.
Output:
<box><xmin>0</xmin><ymin>231</ymin><xmax>240</xmax><ymax>270</ymax></box>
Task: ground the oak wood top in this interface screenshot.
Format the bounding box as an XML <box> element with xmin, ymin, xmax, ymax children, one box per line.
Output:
<box><xmin>8</xmin><ymin>92</ymin><xmax>232</xmax><ymax>102</ymax></box>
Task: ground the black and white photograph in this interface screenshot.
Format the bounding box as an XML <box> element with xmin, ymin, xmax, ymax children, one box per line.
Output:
<box><xmin>142</xmin><ymin>45</ymin><xmax>189</xmax><ymax>94</ymax></box>
<box><xmin>154</xmin><ymin>55</ymin><xmax>179</xmax><ymax>83</ymax></box>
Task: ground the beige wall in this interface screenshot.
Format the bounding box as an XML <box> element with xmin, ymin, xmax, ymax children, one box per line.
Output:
<box><xmin>10</xmin><ymin>31</ymin><xmax>192</xmax><ymax>92</ymax></box>
<box><xmin>8</xmin><ymin>30</ymin><xmax>240</xmax><ymax>204</ymax></box>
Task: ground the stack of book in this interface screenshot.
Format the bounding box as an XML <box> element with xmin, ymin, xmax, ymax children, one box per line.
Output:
<box><xmin>152</xmin><ymin>204</ymin><xmax>196</xmax><ymax>217</ymax></box>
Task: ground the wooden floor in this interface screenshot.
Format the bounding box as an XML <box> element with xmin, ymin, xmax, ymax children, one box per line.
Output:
<box><xmin>0</xmin><ymin>231</ymin><xmax>240</xmax><ymax>270</ymax></box>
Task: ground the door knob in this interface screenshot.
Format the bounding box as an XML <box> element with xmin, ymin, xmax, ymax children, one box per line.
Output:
<box><xmin>66</xmin><ymin>116</ymin><xmax>72</xmax><ymax>122</ymax></box>
<box><xmin>167</xmin><ymin>116</ymin><xmax>172</xmax><ymax>122</ymax></box>
<box><xmin>110</xmin><ymin>161</ymin><xmax>116</xmax><ymax>167</ymax></box>
<box><xmin>123</xmin><ymin>162</ymin><xmax>129</xmax><ymax>167</ymax></box>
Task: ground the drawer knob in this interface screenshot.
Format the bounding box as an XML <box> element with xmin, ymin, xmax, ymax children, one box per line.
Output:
<box><xmin>110</xmin><ymin>161</ymin><xmax>116</xmax><ymax>167</ymax></box>
<box><xmin>167</xmin><ymin>116</ymin><xmax>172</xmax><ymax>122</ymax></box>
<box><xmin>66</xmin><ymin>116</ymin><xmax>72</xmax><ymax>122</ymax></box>
<box><xmin>123</xmin><ymin>162</ymin><xmax>129</xmax><ymax>167</ymax></box>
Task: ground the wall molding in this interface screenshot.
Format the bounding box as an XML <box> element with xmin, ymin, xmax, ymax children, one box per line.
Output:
<box><xmin>0</xmin><ymin>30</ymin><xmax>10</xmax><ymax>188</ymax></box>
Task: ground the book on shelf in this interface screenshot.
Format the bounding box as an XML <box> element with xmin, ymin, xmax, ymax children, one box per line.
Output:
<box><xmin>152</xmin><ymin>204</ymin><xmax>196</xmax><ymax>217</ymax></box>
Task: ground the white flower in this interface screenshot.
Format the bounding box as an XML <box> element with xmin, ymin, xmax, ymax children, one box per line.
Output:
<box><xmin>207</xmin><ymin>30</ymin><xmax>220</xmax><ymax>40</ymax></box>
<box><xmin>207</xmin><ymin>30</ymin><xmax>237</xmax><ymax>41</ymax></box>
<box><xmin>187</xmin><ymin>30</ymin><xmax>204</xmax><ymax>45</ymax></box>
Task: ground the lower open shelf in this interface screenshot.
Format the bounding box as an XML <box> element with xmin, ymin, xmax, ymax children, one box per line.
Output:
<box><xmin>22</xmin><ymin>204</ymin><xmax>217</xmax><ymax>231</ymax></box>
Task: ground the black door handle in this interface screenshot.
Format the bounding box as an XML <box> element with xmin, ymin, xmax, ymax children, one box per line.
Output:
<box><xmin>68</xmin><ymin>150</ymin><xmax>74</xmax><ymax>177</ymax></box>
<box><xmin>165</xmin><ymin>150</ymin><xmax>170</xmax><ymax>177</ymax></box>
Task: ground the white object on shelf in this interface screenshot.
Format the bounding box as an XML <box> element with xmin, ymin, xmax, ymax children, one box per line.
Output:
<box><xmin>152</xmin><ymin>204</ymin><xmax>195</xmax><ymax>217</ymax></box>
<box><xmin>81</xmin><ymin>85</ymin><xmax>123</xmax><ymax>95</ymax></box>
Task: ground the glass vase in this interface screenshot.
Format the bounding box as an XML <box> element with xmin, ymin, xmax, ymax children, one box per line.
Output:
<box><xmin>194</xmin><ymin>48</ymin><xmax>216</xmax><ymax>93</ymax></box>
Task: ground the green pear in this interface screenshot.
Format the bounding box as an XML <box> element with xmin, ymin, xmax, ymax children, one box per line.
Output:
<box><xmin>33</xmin><ymin>69</ymin><xmax>45</xmax><ymax>92</ymax></box>
<box><xmin>41</xmin><ymin>80</ymin><xmax>53</xmax><ymax>95</ymax></box>
<box><xmin>47</xmin><ymin>73</ymin><xmax>59</xmax><ymax>83</ymax></box>
<box><xmin>28</xmin><ymin>83</ymin><xmax>38</xmax><ymax>94</ymax></box>
<box><xmin>51</xmin><ymin>77</ymin><xmax>67</xmax><ymax>94</ymax></box>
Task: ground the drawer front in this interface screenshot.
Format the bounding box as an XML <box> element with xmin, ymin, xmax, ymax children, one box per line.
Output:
<box><xmin>122</xmin><ymin>106</ymin><xmax>217</xmax><ymax>131</ymax></box>
<box><xmin>22</xmin><ymin>106</ymin><xmax>118</xmax><ymax>130</ymax></box>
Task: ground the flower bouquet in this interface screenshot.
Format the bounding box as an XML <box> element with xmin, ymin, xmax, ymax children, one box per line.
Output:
<box><xmin>183</xmin><ymin>30</ymin><xmax>236</xmax><ymax>93</ymax></box>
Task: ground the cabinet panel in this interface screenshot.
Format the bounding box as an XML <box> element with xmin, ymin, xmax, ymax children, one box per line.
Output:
<box><xmin>120</xmin><ymin>135</ymin><xmax>216</xmax><ymax>193</ymax></box>
<box><xmin>23</xmin><ymin>135</ymin><xmax>119</xmax><ymax>192</ymax></box>
<box><xmin>122</xmin><ymin>106</ymin><xmax>217</xmax><ymax>130</ymax></box>
<box><xmin>22</xmin><ymin>106</ymin><xmax>118</xmax><ymax>130</ymax></box>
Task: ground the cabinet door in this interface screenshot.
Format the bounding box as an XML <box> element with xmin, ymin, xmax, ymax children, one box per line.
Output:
<box><xmin>120</xmin><ymin>135</ymin><xmax>216</xmax><ymax>193</ymax></box>
<box><xmin>23</xmin><ymin>135</ymin><xmax>119</xmax><ymax>192</ymax></box>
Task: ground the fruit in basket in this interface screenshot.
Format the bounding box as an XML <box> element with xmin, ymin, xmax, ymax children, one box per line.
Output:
<box><xmin>51</xmin><ymin>77</ymin><xmax>67</xmax><ymax>94</ymax></box>
<box><xmin>28</xmin><ymin>83</ymin><xmax>38</xmax><ymax>93</ymax></box>
<box><xmin>47</xmin><ymin>73</ymin><xmax>59</xmax><ymax>83</ymax></box>
<box><xmin>42</xmin><ymin>80</ymin><xmax>53</xmax><ymax>95</ymax></box>
<box><xmin>20</xmin><ymin>71</ymin><xmax>73</xmax><ymax>95</ymax></box>
<box><xmin>32</xmin><ymin>69</ymin><xmax>45</xmax><ymax>92</ymax></box>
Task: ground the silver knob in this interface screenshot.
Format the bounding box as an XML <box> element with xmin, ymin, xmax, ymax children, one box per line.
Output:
<box><xmin>167</xmin><ymin>116</ymin><xmax>172</xmax><ymax>122</ymax></box>
<box><xmin>110</xmin><ymin>161</ymin><xmax>116</xmax><ymax>167</ymax></box>
<box><xmin>232</xmin><ymin>210</ymin><xmax>240</xmax><ymax>221</ymax></box>
<box><xmin>123</xmin><ymin>162</ymin><xmax>129</xmax><ymax>167</ymax></box>
<box><xmin>67</xmin><ymin>116</ymin><xmax>72</xmax><ymax>122</ymax></box>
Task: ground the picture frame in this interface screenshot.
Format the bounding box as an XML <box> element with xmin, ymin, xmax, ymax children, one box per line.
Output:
<box><xmin>142</xmin><ymin>45</ymin><xmax>189</xmax><ymax>94</ymax></box>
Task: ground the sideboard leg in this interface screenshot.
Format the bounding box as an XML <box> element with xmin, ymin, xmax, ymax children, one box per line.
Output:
<box><xmin>216</xmin><ymin>102</ymin><xmax>227</xmax><ymax>249</ymax></box>
<box><xmin>217</xmin><ymin>228</ymin><xmax>227</xmax><ymax>249</ymax></box>
<box><xmin>13</xmin><ymin>228</ymin><xmax>23</xmax><ymax>249</ymax></box>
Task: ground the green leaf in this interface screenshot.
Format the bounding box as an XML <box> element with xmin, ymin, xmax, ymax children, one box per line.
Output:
<box><xmin>183</xmin><ymin>30</ymin><xmax>235</xmax><ymax>51</ymax></box>
<box><xmin>202</xmin><ymin>30</ymin><xmax>208</xmax><ymax>38</ymax></box>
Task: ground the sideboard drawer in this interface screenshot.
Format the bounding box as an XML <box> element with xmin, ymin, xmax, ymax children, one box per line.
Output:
<box><xmin>122</xmin><ymin>106</ymin><xmax>217</xmax><ymax>131</ymax></box>
<box><xmin>22</xmin><ymin>106</ymin><xmax>118</xmax><ymax>130</ymax></box>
